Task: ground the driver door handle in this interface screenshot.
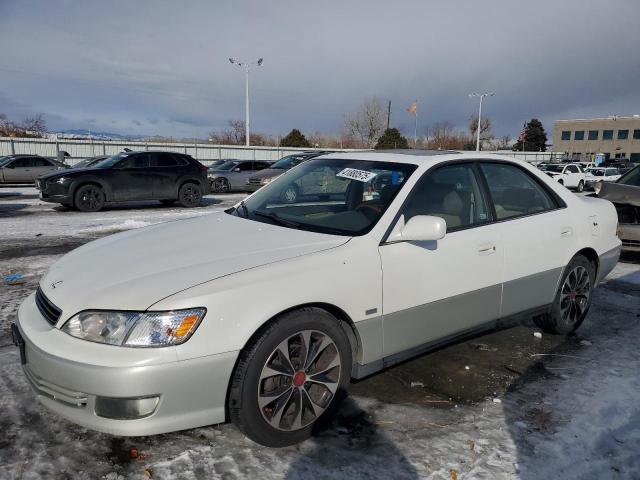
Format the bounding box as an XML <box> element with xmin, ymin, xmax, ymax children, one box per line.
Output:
<box><xmin>477</xmin><ymin>243</ymin><xmax>496</xmax><ymax>255</ymax></box>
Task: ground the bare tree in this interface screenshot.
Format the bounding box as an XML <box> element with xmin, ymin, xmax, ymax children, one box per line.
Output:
<box><xmin>343</xmin><ymin>97</ymin><xmax>386</xmax><ymax>148</ymax></box>
<box><xmin>21</xmin><ymin>114</ymin><xmax>47</xmax><ymax>136</ymax></box>
<box><xmin>427</xmin><ymin>121</ymin><xmax>469</xmax><ymax>150</ymax></box>
<box><xmin>468</xmin><ymin>115</ymin><xmax>493</xmax><ymax>147</ymax></box>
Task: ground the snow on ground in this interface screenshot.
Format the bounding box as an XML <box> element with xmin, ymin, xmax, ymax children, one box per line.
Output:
<box><xmin>1</xmin><ymin>186</ymin><xmax>640</xmax><ymax>479</ymax></box>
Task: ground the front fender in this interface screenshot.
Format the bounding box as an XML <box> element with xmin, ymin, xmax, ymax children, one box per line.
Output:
<box><xmin>69</xmin><ymin>177</ymin><xmax>113</xmax><ymax>201</ymax></box>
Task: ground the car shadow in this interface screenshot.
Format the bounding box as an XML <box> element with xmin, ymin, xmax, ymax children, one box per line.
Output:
<box><xmin>0</xmin><ymin>203</ymin><xmax>31</xmax><ymax>217</ymax></box>
<box><xmin>283</xmin><ymin>397</ymin><xmax>419</xmax><ymax>479</ymax></box>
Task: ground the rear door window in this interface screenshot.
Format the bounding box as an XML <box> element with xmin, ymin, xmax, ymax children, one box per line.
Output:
<box><xmin>479</xmin><ymin>163</ymin><xmax>558</xmax><ymax>220</ymax></box>
<box><xmin>151</xmin><ymin>153</ymin><xmax>180</xmax><ymax>167</ymax></box>
<box><xmin>119</xmin><ymin>154</ymin><xmax>150</xmax><ymax>168</ymax></box>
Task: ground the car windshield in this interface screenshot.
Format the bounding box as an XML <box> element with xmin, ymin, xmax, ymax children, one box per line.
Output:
<box><xmin>542</xmin><ymin>164</ymin><xmax>564</xmax><ymax>173</ymax></box>
<box><xmin>618</xmin><ymin>166</ymin><xmax>640</xmax><ymax>186</ymax></box>
<box><xmin>231</xmin><ymin>158</ymin><xmax>417</xmax><ymax>236</ymax></box>
<box><xmin>0</xmin><ymin>156</ymin><xmax>12</xmax><ymax>167</ymax></box>
<box><xmin>589</xmin><ymin>169</ymin><xmax>605</xmax><ymax>176</ymax></box>
<box><xmin>270</xmin><ymin>155</ymin><xmax>309</xmax><ymax>170</ymax></box>
<box><xmin>213</xmin><ymin>160</ymin><xmax>241</xmax><ymax>171</ymax></box>
<box><xmin>91</xmin><ymin>153</ymin><xmax>128</xmax><ymax>169</ymax></box>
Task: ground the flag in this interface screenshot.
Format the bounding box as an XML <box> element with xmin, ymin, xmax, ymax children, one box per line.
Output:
<box><xmin>406</xmin><ymin>101</ymin><xmax>417</xmax><ymax>114</ymax></box>
<box><xmin>518</xmin><ymin>122</ymin><xmax>527</xmax><ymax>142</ymax></box>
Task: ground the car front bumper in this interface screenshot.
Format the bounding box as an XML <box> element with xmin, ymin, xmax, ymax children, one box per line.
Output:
<box><xmin>15</xmin><ymin>293</ymin><xmax>238</xmax><ymax>436</ymax></box>
<box><xmin>36</xmin><ymin>180</ymin><xmax>73</xmax><ymax>204</ymax></box>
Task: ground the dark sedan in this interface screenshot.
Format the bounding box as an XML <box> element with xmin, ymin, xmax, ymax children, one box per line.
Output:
<box><xmin>36</xmin><ymin>151</ymin><xmax>208</xmax><ymax>212</ymax></box>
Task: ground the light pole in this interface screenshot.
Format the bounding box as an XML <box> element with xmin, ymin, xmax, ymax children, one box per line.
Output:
<box><xmin>229</xmin><ymin>57</ymin><xmax>263</xmax><ymax>146</ymax></box>
<box><xmin>468</xmin><ymin>92</ymin><xmax>494</xmax><ymax>151</ymax></box>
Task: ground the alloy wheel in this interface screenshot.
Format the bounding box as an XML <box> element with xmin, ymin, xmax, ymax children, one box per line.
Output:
<box><xmin>257</xmin><ymin>330</ymin><xmax>341</xmax><ymax>431</ymax></box>
<box><xmin>181</xmin><ymin>184</ymin><xmax>202</xmax><ymax>206</ymax></box>
<box><xmin>214</xmin><ymin>178</ymin><xmax>229</xmax><ymax>193</ymax></box>
<box><xmin>78</xmin><ymin>186</ymin><xmax>103</xmax><ymax>211</ymax></box>
<box><xmin>559</xmin><ymin>265</ymin><xmax>591</xmax><ymax>326</ymax></box>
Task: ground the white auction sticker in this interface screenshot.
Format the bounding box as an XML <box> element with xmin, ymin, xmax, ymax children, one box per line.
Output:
<box><xmin>336</xmin><ymin>168</ymin><xmax>377</xmax><ymax>183</ymax></box>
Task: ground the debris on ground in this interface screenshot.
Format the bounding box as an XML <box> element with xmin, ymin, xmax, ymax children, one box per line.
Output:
<box><xmin>410</xmin><ymin>381</ymin><xmax>424</xmax><ymax>388</ymax></box>
<box><xmin>3</xmin><ymin>273</ymin><xmax>24</xmax><ymax>285</ymax></box>
<box><xmin>533</xmin><ymin>331</ymin><xmax>543</xmax><ymax>339</ymax></box>
<box><xmin>580</xmin><ymin>340</ymin><xmax>593</xmax><ymax>346</ymax></box>
<box><xmin>493</xmin><ymin>398</ymin><xmax>502</xmax><ymax>404</ymax></box>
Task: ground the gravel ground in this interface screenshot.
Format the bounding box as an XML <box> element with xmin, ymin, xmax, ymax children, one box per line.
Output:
<box><xmin>1</xmin><ymin>186</ymin><xmax>639</xmax><ymax>480</ymax></box>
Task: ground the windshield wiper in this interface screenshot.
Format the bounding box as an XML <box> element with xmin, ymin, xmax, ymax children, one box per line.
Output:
<box><xmin>253</xmin><ymin>210</ymin><xmax>302</xmax><ymax>229</ymax></box>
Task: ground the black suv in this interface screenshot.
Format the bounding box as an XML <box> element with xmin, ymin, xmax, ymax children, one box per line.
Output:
<box><xmin>37</xmin><ymin>151</ymin><xmax>208</xmax><ymax>212</ymax></box>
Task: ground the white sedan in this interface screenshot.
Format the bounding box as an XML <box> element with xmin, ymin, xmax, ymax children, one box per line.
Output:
<box><xmin>584</xmin><ymin>167</ymin><xmax>622</xmax><ymax>189</ymax></box>
<box><xmin>540</xmin><ymin>163</ymin><xmax>587</xmax><ymax>191</ymax></box>
<box><xmin>13</xmin><ymin>152</ymin><xmax>621</xmax><ymax>447</ymax></box>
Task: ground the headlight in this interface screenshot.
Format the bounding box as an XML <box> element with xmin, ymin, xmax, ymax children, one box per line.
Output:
<box><xmin>62</xmin><ymin>308</ymin><xmax>206</xmax><ymax>347</ymax></box>
<box><xmin>55</xmin><ymin>177</ymin><xmax>69</xmax><ymax>184</ymax></box>
<box><xmin>261</xmin><ymin>177</ymin><xmax>273</xmax><ymax>184</ymax></box>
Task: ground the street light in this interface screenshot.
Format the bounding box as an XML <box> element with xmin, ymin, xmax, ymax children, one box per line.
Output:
<box><xmin>229</xmin><ymin>57</ymin><xmax>264</xmax><ymax>146</ymax></box>
<box><xmin>468</xmin><ymin>91</ymin><xmax>495</xmax><ymax>152</ymax></box>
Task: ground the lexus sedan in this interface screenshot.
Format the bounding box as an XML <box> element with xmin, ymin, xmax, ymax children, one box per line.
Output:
<box><xmin>36</xmin><ymin>150</ymin><xmax>208</xmax><ymax>211</ymax></box>
<box><xmin>13</xmin><ymin>151</ymin><xmax>620</xmax><ymax>447</ymax></box>
<box><xmin>0</xmin><ymin>154</ymin><xmax>67</xmax><ymax>183</ymax></box>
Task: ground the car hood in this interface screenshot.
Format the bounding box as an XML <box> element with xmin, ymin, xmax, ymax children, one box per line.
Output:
<box><xmin>39</xmin><ymin>167</ymin><xmax>105</xmax><ymax>181</ymax></box>
<box><xmin>597</xmin><ymin>181</ymin><xmax>640</xmax><ymax>207</ymax></box>
<box><xmin>40</xmin><ymin>212</ymin><xmax>349</xmax><ymax>321</ymax></box>
<box><xmin>248</xmin><ymin>168</ymin><xmax>286</xmax><ymax>180</ymax></box>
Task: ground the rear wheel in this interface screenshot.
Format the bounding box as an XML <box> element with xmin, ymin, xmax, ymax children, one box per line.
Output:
<box><xmin>178</xmin><ymin>182</ymin><xmax>202</xmax><ymax>208</ymax></box>
<box><xmin>534</xmin><ymin>254</ymin><xmax>595</xmax><ymax>334</ymax></box>
<box><xmin>228</xmin><ymin>308</ymin><xmax>351</xmax><ymax>447</ymax></box>
<box><xmin>74</xmin><ymin>184</ymin><xmax>105</xmax><ymax>212</ymax></box>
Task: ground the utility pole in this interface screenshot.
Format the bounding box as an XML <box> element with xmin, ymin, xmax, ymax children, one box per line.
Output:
<box><xmin>386</xmin><ymin>100</ymin><xmax>391</xmax><ymax>130</ymax></box>
<box><xmin>229</xmin><ymin>57</ymin><xmax>263</xmax><ymax>146</ymax></box>
<box><xmin>468</xmin><ymin>92</ymin><xmax>495</xmax><ymax>152</ymax></box>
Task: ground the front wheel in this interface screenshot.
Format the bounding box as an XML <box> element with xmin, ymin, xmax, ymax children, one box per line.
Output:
<box><xmin>212</xmin><ymin>177</ymin><xmax>230</xmax><ymax>193</ymax></box>
<box><xmin>228</xmin><ymin>308</ymin><xmax>352</xmax><ymax>447</ymax></box>
<box><xmin>74</xmin><ymin>184</ymin><xmax>105</xmax><ymax>212</ymax></box>
<box><xmin>534</xmin><ymin>254</ymin><xmax>595</xmax><ymax>334</ymax></box>
<box><xmin>178</xmin><ymin>182</ymin><xmax>202</xmax><ymax>208</ymax></box>
<box><xmin>576</xmin><ymin>180</ymin><xmax>584</xmax><ymax>192</ymax></box>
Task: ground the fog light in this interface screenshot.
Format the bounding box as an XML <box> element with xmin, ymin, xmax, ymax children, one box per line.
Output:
<box><xmin>95</xmin><ymin>395</ymin><xmax>159</xmax><ymax>420</ymax></box>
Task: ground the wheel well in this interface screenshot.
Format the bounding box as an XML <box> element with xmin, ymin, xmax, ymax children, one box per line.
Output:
<box><xmin>224</xmin><ymin>303</ymin><xmax>362</xmax><ymax>422</ymax></box>
<box><xmin>575</xmin><ymin>247</ymin><xmax>599</xmax><ymax>277</ymax></box>
<box><xmin>71</xmin><ymin>181</ymin><xmax>105</xmax><ymax>204</ymax></box>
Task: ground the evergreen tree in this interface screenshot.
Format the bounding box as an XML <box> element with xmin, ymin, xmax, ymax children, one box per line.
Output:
<box><xmin>513</xmin><ymin>118</ymin><xmax>547</xmax><ymax>151</ymax></box>
<box><xmin>280</xmin><ymin>129</ymin><xmax>311</xmax><ymax>148</ymax></box>
<box><xmin>375</xmin><ymin>128</ymin><xmax>409</xmax><ymax>149</ymax></box>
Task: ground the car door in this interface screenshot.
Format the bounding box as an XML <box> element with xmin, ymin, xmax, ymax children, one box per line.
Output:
<box><xmin>478</xmin><ymin>162</ymin><xmax>575</xmax><ymax>317</ymax></box>
<box><xmin>3</xmin><ymin>157</ymin><xmax>33</xmax><ymax>182</ymax></box>
<box><xmin>379</xmin><ymin>162</ymin><xmax>504</xmax><ymax>357</ymax></box>
<box><xmin>229</xmin><ymin>161</ymin><xmax>256</xmax><ymax>189</ymax></box>
<box><xmin>110</xmin><ymin>153</ymin><xmax>154</xmax><ymax>201</ymax></box>
<box><xmin>564</xmin><ymin>164</ymin><xmax>581</xmax><ymax>187</ymax></box>
<box><xmin>150</xmin><ymin>152</ymin><xmax>185</xmax><ymax>199</ymax></box>
<box><xmin>30</xmin><ymin>157</ymin><xmax>58</xmax><ymax>180</ymax></box>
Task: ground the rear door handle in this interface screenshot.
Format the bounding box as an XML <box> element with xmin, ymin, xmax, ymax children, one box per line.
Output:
<box><xmin>561</xmin><ymin>227</ymin><xmax>573</xmax><ymax>237</ymax></box>
<box><xmin>477</xmin><ymin>243</ymin><xmax>496</xmax><ymax>255</ymax></box>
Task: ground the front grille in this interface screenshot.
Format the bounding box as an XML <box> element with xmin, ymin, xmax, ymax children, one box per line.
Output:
<box><xmin>24</xmin><ymin>366</ymin><xmax>88</xmax><ymax>408</ymax></box>
<box><xmin>35</xmin><ymin>287</ymin><xmax>62</xmax><ymax>326</ymax></box>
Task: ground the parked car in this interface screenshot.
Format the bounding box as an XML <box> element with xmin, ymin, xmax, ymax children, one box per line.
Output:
<box><xmin>208</xmin><ymin>160</ymin><xmax>272</xmax><ymax>192</ymax></box>
<box><xmin>36</xmin><ymin>150</ymin><xmax>207</xmax><ymax>212</ymax></box>
<box><xmin>594</xmin><ymin>165</ymin><xmax>640</xmax><ymax>251</ymax></box>
<box><xmin>72</xmin><ymin>155</ymin><xmax>109</xmax><ymax>169</ymax></box>
<box><xmin>0</xmin><ymin>154</ymin><xmax>67</xmax><ymax>183</ymax></box>
<box><xmin>12</xmin><ymin>152</ymin><xmax>620</xmax><ymax>447</ymax></box>
<box><xmin>208</xmin><ymin>159</ymin><xmax>227</xmax><ymax>169</ymax></box>
<box><xmin>540</xmin><ymin>163</ymin><xmax>586</xmax><ymax>191</ymax></box>
<box><xmin>584</xmin><ymin>167</ymin><xmax>621</xmax><ymax>189</ymax></box>
<box><xmin>245</xmin><ymin>152</ymin><xmax>328</xmax><ymax>197</ymax></box>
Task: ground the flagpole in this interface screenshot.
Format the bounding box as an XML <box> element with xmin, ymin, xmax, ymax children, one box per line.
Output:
<box><xmin>414</xmin><ymin>100</ymin><xmax>418</xmax><ymax>147</ymax></box>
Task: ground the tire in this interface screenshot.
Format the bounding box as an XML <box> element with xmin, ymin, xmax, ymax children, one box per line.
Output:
<box><xmin>577</xmin><ymin>180</ymin><xmax>584</xmax><ymax>192</ymax></box>
<box><xmin>212</xmin><ymin>177</ymin><xmax>230</xmax><ymax>193</ymax></box>
<box><xmin>178</xmin><ymin>182</ymin><xmax>202</xmax><ymax>208</ymax></box>
<box><xmin>280</xmin><ymin>184</ymin><xmax>299</xmax><ymax>204</ymax></box>
<box><xmin>534</xmin><ymin>254</ymin><xmax>595</xmax><ymax>334</ymax></box>
<box><xmin>74</xmin><ymin>184</ymin><xmax>105</xmax><ymax>212</ymax></box>
<box><xmin>160</xmin><ymin>199</ymin><xmax>176</xmax><ymax>206</ymax></box>
<box><xmin>228</xmin><ymin>307</ymin><xmax>352</xmax><ymax>447</ymax></box>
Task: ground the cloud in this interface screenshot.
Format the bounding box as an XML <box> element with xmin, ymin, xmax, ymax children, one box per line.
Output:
<box><xmin>0</xmin><ymin>0</ymin><xmax>638</xmax><ymax>140</ymax></box>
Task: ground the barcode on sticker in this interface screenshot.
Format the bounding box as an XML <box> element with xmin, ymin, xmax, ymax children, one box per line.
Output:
<box><xmin>336</xmin><ymin>168</ymin><xmax>377</xmax><ymax>183</ymax></box>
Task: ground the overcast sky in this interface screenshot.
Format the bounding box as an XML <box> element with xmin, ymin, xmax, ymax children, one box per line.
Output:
<box><xmin>1</xmin><ymin>0</ymin><xmax>639</xmax><ymax>140</ymax></box>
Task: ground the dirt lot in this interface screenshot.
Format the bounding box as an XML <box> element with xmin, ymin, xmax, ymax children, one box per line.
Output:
<box><xmin>1</xmin><ymin>186</ymin><xmax>639</xmax><ymax>479</ymax></box>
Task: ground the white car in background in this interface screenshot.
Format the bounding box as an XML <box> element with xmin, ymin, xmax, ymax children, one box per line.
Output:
<box><xmin>584</xmin><ymin>167</ymin><xmax>621</xmax><ymax>189</ymax></box>
<box><xmin>13</xmin><ymin>151</ymin><xmax>620</xmax><ymax>447</ymax></box>
<box><xmin>540</xmin><ymin>163</ymin><xmax>586</xmax><ymax>191</ymax></box>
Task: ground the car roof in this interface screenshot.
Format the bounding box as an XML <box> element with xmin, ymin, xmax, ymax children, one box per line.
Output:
<box><xmin>313</xmin><ymin>150</ymin><xmax>519</xmax><ymax>166</ymax></box>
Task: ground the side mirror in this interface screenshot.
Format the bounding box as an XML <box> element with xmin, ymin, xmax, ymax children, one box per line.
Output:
<box><xmin>400</xmin><ymin>215</ymin><xmax>447</xmax><ymax>242</ymax></box>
